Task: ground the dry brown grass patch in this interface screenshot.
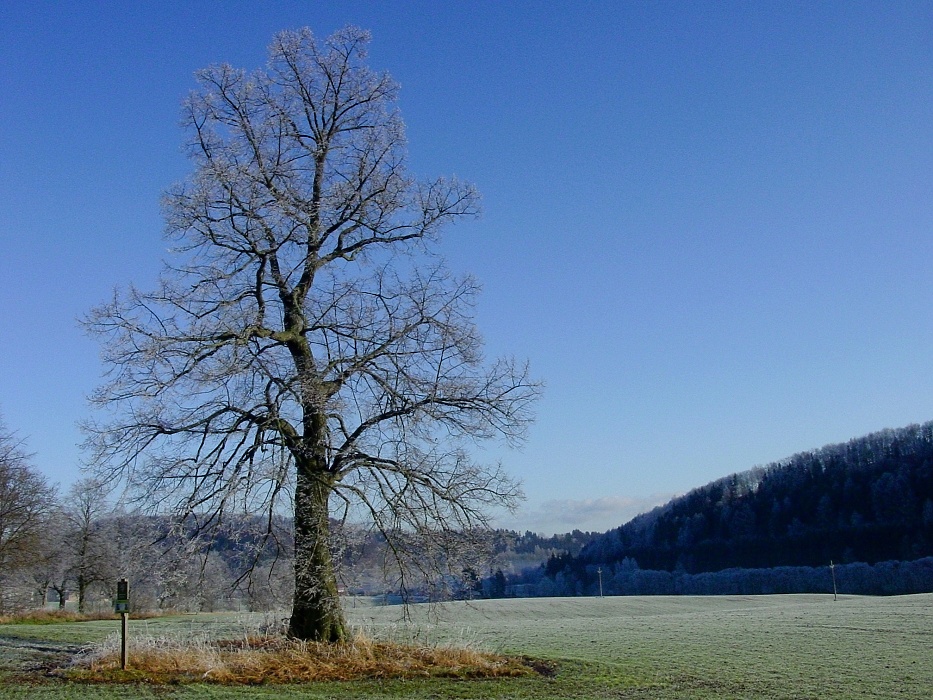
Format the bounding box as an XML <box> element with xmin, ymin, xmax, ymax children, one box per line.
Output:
<box><xmin>0</xmin><ymin>608</ymin><xmax>171</xmax><ymax>625</ymax></box>
<box><xmin>65</xmin><ymin>632</ymin><xmax>545</xmax><ymax>685</ymax></box>
<box><xmin>0</xmin><ymin>609</ymin><xmax>87</xmax><ymax>625</ymax></box>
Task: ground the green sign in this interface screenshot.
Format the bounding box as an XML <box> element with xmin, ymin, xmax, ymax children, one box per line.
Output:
<box><xmin>114</xmin><ymin>579</ymin><xmax>130</xmax><ymax>613</ymax></box>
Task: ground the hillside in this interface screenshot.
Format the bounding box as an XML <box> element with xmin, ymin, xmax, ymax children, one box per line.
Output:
<box><xmin>524</xmin><ymin>422</ymin><xmax>933</xmax><ymax>595</ymax></box>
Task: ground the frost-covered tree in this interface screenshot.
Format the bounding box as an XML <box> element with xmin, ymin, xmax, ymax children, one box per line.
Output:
<box><xmin>0</xmin><ymin>415</ymin><xmax>56</xmax><ymax>613</ymax></box>
<box><xmin>59</xmin><ymin>478</ymin><xmax>118</xmax><ymax>612</ymax></box>
<box><xmin>85</xmin><ymin>27</ymin><xmax>538</xmax><ymax>641</ymax></box>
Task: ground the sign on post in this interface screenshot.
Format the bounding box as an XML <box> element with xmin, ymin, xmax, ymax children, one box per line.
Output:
<box><xmin>114</xmin><ymin>578</ymin><xmax>130</xmax><ymax>613</ymax></box>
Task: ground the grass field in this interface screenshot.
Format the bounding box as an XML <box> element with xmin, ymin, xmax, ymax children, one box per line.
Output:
<box><xmin>1</xmin><ymin>593</ymin><xmax>930</xmax><ymax>698</ymax></box>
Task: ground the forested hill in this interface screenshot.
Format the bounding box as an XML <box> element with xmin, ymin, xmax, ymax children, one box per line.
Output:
<box><xmin>551</xmin><ymin>422</ymin><xmax>933</xmax><ymax>578</ymax></box>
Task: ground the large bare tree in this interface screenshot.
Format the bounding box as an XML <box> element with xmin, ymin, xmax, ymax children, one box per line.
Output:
<box><xmin>85</xmin><ymin>26</ymin><xmax>538</xmax><ymax>641</ymax></box>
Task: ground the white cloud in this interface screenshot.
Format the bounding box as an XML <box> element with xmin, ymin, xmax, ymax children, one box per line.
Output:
<box><xmin>496</xmin><ymin>493</ymin><xmax>675</xmax><ymax>535</ymax></box>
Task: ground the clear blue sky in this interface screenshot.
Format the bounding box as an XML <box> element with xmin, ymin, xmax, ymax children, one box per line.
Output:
<box><xmin>3</xmin><ymin>1</ymin><xmax>933</xmax><ymax>534</ymax></box>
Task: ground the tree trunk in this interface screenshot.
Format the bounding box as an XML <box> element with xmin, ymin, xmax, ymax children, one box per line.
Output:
<box><xmin>288</xmin><ymin>461</ymin><xmax>347</xmax><ymax>642</ymax></box>
<box><xmin>51</xmin><ymin>585</ymin><xmax>67</xmax><ymax>609</ymax></box>
<box><xmin>77</xmin><ymin>576</ymin><xmax>87</xmax><ymax>613</ymax></box>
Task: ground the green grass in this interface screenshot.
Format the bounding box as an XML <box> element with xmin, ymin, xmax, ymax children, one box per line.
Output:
<box><xmin>1</xmin><ymin>594</ymin><xmax>931</xmax><ymax>698</ymax></box>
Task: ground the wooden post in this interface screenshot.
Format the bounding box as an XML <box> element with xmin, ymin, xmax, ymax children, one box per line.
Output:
<box><xmin>830</xmin><ymin>560</ymin><xmax>838</xmax><ymax>602</ymax></box>
<box><xmin>115</xmin><ymin>578</ymin><xmax>130</xmax><ymax>669</ymax></box>
<box><xmin>597</xmin><ymin>567</ymin><xmax>604</xmax><ymax>597</ymax></box>
<box><xmin>121</xmin><ymin>612</ymin><xmax>128</xmax><ymax>670</ymax></box>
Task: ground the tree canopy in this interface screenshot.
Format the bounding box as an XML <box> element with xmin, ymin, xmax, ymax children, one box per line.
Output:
<box><xmin>85</xmin><ymin>26</ymin><xmax>539</xmax><ymax>641</ymax></box>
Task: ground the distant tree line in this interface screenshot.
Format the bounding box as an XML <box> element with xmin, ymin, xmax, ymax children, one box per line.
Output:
<box><xmin>7</xmin><ymin>413</ymin><xmax>932</xmax><ymax>610</ymax></box>
<box><xmin>510</xmin><ymin>423</ymin><xmax>933</xmax><ymax>597</ymax></box>
<box><xmin>501</xmin><ymin>556</ymin><xmax>933</xmax><ymax>597</ymax></box>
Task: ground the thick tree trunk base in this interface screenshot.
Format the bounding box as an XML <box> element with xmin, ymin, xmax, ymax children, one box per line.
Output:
<box><xmin>290</xmin><ymin>461</ymin><xmax>347</xmax><ymax>643</ymax></box>
<box><xmin>288</xmin><ymin>599</ymin><xmax>347</xmax><ymax>643</ymax></box>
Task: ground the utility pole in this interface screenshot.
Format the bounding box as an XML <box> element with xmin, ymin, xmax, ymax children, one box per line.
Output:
<box><xmin>830</xmin><ymin>560</ymin><xmax>838</xmax><ymax>602</ymax></box>
<box><xmin>597</xmin><ymin>567</ymin><xmax>604</xmax><ymax>598</ymax></box>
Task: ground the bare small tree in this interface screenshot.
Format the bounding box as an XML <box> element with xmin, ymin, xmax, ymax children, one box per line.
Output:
<box><xmin>0</xmin><ymin>415</ymin><xmax>57</xmax><ymax>613</ymax></box>
<box><xmin>85</xmin><ymin>26</ymin><xmax>539</xmax><ymax>641</ymax></box>
<box><xmin>60</xmin><ymin>478</ymin><xmax>118</xmax><ymax>612</ymax></box>
<box><xmin>31</xmin><ymin>538</ymin><xmax>70</xmax><ymax>609</ymax></box>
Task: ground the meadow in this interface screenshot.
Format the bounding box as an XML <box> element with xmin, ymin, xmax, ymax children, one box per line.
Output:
<box><xmin>0</xmin><ymin>593</ymin><xmax>930</xmax><ymax>698</ymax></box>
